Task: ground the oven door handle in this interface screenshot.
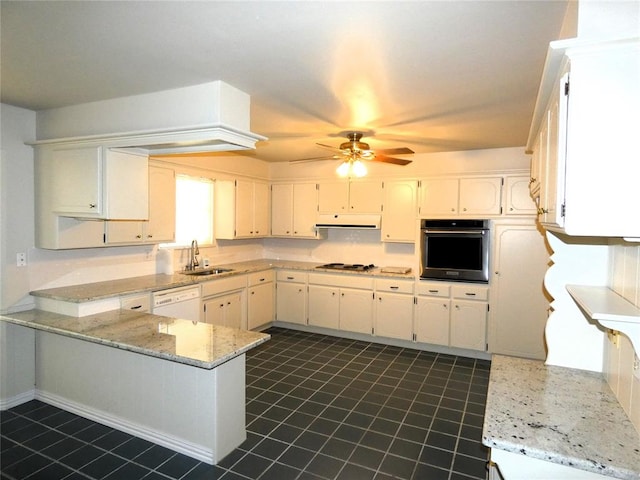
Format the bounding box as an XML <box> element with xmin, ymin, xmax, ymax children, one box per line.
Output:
<box><xmin>423</xmin><ymin>229</ymin><xmax>488</xmax><ymax>235</ymax></box>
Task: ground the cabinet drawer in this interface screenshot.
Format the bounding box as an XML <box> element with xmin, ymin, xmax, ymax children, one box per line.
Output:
<box><xmin>276</xmin><ymin>270</ymin><xmax>307</xmax><ymax>283</ymax></box>
<box><xmin>201</xmin><ymin>275</ymin><xmax>247</xmax><ymax>298</ymax></box>
<box><xmin>248</xmin><ymin>270</ymin><xmax>274</xmax><ymax>286</ymax></box>
<box><xmin>375</xmin><ymin>278</ymin><xmax>414</xmax><ymax>294</ymax></box>
<box><xmin>416</xmin><ymin>282</ymin><xmax>450</xmax><ymax>298</ymax></box>
<box><xmin>451</xmin><ymin>285</ymin><xmax>489</xmax><ymax>301</ymax></box>
<box><xmin>308</xmin><ymin>273</ymin><xmax>374</xmax><ymax>290</ymax></box>
<box><xmin>120</xmin><ymin>293</ymin><xmax>151</xmax><ymax>312</ymax></box>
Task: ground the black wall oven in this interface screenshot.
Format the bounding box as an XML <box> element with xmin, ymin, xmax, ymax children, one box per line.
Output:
<box><xmin>420</xmin><ymin>219</ymin><xmax>490</xmax><ymax>283</ymax></box>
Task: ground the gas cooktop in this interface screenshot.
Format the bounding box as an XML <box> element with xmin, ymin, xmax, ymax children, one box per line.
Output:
<box><xmin>316</xmin><ymin>263</ymin><xmax>376</xmax><ymax>271</ymax></box>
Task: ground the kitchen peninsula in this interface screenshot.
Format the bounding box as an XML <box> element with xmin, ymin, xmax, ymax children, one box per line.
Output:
<box><xmin>0</xmin><ymin>307</ymin><xmax>269</xmax><ymax>465</ymax></box>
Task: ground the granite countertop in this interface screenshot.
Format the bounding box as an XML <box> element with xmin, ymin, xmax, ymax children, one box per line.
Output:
<box><xmin>0</xmin><ymin>309</ymin><xmax>269</xmax><ymax>370</ymax></box>
<box><xmin>29</xmin><ymin>258</ymin><xmax>415</xmax><ymax>303</ymax></box>
<box><xmin>482</xmin><ymin>355</ymin><xmax>640</xmax><ymax>479</ymax></box>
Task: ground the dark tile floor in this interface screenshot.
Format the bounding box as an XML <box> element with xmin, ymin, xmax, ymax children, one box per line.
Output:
<box><xmin>1</xmin><ymin>327</ymin><xmax>490</xmax><ymax>479</ymax></box>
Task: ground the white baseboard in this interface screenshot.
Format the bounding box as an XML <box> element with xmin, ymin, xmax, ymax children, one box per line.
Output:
<box><xmin>0</xmin><ymin>389</ymin><xmax>36</xmax><ymax>411</ymax></box>
<box><xmin>35</xmin><ymin>390</ymin><xmax>216</xmax><ymax>464</ymax></box>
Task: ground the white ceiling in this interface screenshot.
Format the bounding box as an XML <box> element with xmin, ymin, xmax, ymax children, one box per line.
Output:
<box><xmin>1</xmin><ymin>1</ymin><xmax>569</xmax><ymax>162</ymax></box>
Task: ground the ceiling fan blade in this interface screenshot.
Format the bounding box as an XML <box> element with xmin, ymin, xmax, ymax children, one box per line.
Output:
<box><xmin>371</xmin><ymin>154</ymin><xmax>412</xmax><ymax>166</ymax></box>
<box><xmin>316</xmin><ymin>142</ymin><xmax>344</xmax><ymax>152</ymax></box>
<box><xmin>289</xmin><ymin>154</ymin><xmax>340</xmax><ymax>164</ymax></box>
<box><xmin>376</xmin><ymin>146</ymin><xmax>414</xmax><ymax>155</ymax></box>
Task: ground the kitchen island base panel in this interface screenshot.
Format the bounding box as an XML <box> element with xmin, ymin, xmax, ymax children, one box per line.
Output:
<box><xmin>35</xmin><ymin>330</ymin><xmax>245</xmax><ymax>464</ymax></box>
<box><xmin>491</xmin><ymin>449</ymin><xmax>613</xmax><ymax>480</ymax></box>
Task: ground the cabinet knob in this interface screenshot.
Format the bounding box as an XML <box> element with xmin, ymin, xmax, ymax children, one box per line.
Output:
<box><xmin>451</xmin><ymin>208</ymin><xmax>455</xmax><ymax>212</ymax></box>
<box><xmin>251</xmin><ymin>291</ymin><xmax>255</xmax><ymax>295</ymax></box>
<box><xmin>136</xmin><ymin>235</ymin><xmax>142</xmax><ymax>239</ymax></box>
<box><xmin>463</xmin><ymin>207</ymin><xmax>467</xmax><ymax>211</ymax></box>
<box><xmin>147</xmin><ymin>234</ymin><xmax>153</xmax><ymax>238</ymax></box>
<box><xmin>443</xmin><ymin>303</ymin><xmax>447</xmax><ymax>308</ymax></box>
<box><xmin>89</xmin><ymin>203</ymin><xmax>97</xmax><ymax>209</ymax></box>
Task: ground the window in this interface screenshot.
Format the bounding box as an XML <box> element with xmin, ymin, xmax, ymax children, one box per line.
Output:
<box><xmin>171</xmin><ymin>174</ymin><xmax>214</xmax><ymax>246</ymax></box>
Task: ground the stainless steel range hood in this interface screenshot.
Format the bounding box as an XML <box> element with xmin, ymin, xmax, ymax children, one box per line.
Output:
<box><xmin>315</xmin><ymin>213</ymin><xmax>381</xmax><ymax>229</ymax></box>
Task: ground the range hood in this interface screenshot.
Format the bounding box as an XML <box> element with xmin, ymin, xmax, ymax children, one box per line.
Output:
<box><xmin>315</xmin><ymin>214</ymin><xmax>381</xmax><ymax>229</ymax></box>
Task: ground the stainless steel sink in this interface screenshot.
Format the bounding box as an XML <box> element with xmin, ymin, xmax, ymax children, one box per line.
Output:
<box><xmin>182</xmin><ymin>267</ymin><xmax>233</xmax><ymax>276</ymax></box>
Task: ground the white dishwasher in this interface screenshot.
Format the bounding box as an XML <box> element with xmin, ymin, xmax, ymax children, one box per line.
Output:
<box><xmin>152</xmin><ymin>286</ymin><xmax>201</xmax><ymax>321</ymax></box>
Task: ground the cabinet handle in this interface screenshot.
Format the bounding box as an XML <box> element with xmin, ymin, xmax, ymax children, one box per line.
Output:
<box><xmin>428</xmin><ymin>289</ymin><xmax>439</xmax><ymax>293</ymax></box>
<box><xmin>465</xmin><ymin>292</ymin><xmax>476</xmax><ymax>296</ymax></box>
<box><xmin>287</xmin><ymin>276</ymin><xmax>294</xmax><ymax>280</ymax></box>
<box><xmin>147</xmin><ymin>234</ymin><xmax>153</xmax><ymax>238</ymax></box>
<box><xmin>259</xmin><ymin>278</ymin><xmax>265</xmax><ymax>282</ymax></box>
<box><xmin>390</xmin><ymin>286</ymin><xmax>399</xmax><ymax>290</ymax></box>
<box><xmin>89</xmin><ymin>203</ymin><xmax>97</xmax><ymax>209</ymax></box>
<box><xmin>136</xmin><ymin>235</ymin><xmax>142</xmax><ymax>239</ymax></box>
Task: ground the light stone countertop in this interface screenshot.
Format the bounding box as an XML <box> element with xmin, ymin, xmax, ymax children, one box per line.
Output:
<box><xmin>482</xmin><ymin>355</ymin><xmax>640</xmax><ymax>479</ymax></box>
<box><xmin>29</xmin><ymin>258</ymin><xmax>415</xmax><ymax>303</ymax></box>
<box><xmin>0</xmin><ymin>309</ymin><xmax>269</xmax><ymax>370</ymax></box>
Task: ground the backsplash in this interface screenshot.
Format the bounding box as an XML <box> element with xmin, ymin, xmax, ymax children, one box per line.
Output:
<box><xmin>607</xmin><ymin>240</ymin><xmax>640</xmax><ymax>432</ymax></box>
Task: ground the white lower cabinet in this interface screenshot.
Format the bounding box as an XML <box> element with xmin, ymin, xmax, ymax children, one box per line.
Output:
<box><xmin>308</xmin><ymin>285</ymin><xmax>340</xmax><ymax>329</ymax></box>
<box><xmin>275</xmin><ymin>271</ymin><xmax>307</xmax><ymax>325</ymax></box>
<box><xmin>247</xmin><ymin>271</ymin><xmax>274</xmax><ymax>330</ymax></box>
<box><xmin>203</xmin><ymin>292</ymin><xmax>243</xmax><ymax>329</ymax></box>
<box><xmin>308</xmin><ymin>274</ymin><xmax>374</xmax><ymax>334</ymax></box>
<box><xmin>450</xmin><ymin>285</ymin><xmax>488</xmax><ymax>351</ymax></box>
<box><xmin>374</xmin><ymin>279</ymin><xmax>414</xmax><ymax>341</ymax></box>
<box><xmin>416</xmin><ymin>282</ymin><xmax>488</xmax><ymax>351</ymax></box>
<box><xmin>201</xmin><ymin>275</ymin><xmax>247</xmax><ymax>329</ymax></box>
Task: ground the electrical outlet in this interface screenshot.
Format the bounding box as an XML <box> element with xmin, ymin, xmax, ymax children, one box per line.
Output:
<box><xmin>16</xmin><ymin>252</ymin><xmax>27</xmax><ymax>267</ymax></box>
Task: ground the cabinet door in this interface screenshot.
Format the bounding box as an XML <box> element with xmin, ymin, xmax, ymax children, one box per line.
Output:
<box><xmin>104</xmin><ymin>221</ymin><xmax>144</xmax><ymax>244</ymax></box>
<box><xmin>540</xmin><ymin>72</ymin><xmax>569</xmax><ymax>228</ymax></box>
<box><xmin>308</xmin><ymin>285</ymin><xmax>340</xmax><ymax>329</ymax></box>
<box><xmin>340</xmin><ymin>288</ymin><xmax>374</xmax><ymax>335</ymax></box>
<box><xmin>146</xmin><ymin>165</ymin><xmax>175</xmax><ymax>242</ymax></box>
<box><xmin>317</xmin><ymin>182</ymin><xmax>349</xmax><ymax>213</ymax></box>
<box><xmin>225</xmin><ymin>292</ymin><xmax>243</xmax><ymax>329</ymax></box>
<box><xmin>505</xmin><ymin>176</ymin><xmax>536</xmax><ymax>216</ymax></box>
<box><xmin>276</xmin><ymin>282</ymin><xmax>307</xmax><ymax>325</ymax></box>
<box><xmin>292</xmin><ymin>183</ymin><xmax>318</xmax><ymax>237</ymax></box>
<box><xmin>235</xmin><ymin>180</ymin><xmax>254</xmax><ymax>237</ymax></box>
<box><xmin>104</xmin><ymin>149</ymin><xmax>149</xmax><ymax>220</ymax></box>
<box><xmin>450</xmin><ymin>300</ymin><xmax>487</xmax><ymax>351</ymax></box>
<box><xmin>490</xmin><ymin>224</ymin><xmax>549</xmax><ymax>360</ymax></box>
<box><xmin>419</xmin><ymin>178</ymin><xmax>458</xmax><ymax>216</ymax></box>
<box><xmin>349</xmin><ymin>181</ymin><xmax>383</xmax><ymax>213</ymax></box>
<box><xmin>375</xmin><ymin>293</ymin><xmax>414</xmax><ymax>341</ymax></box>
<box><xmin>50</xmin><ymin>146</ymin><xmax>103</xmax><ymax>215</ymax></box>
<box><xmin>415</xmin><ymin>298</ymin><xmax>450</xmax><ymax>346</ymax></box>
<box><xmin>271</xmin><ymin>184</ymin><xmax>293</xmax><ymax>236</ymax></box>
<box><xmin>381</xmin><ymin>180</ymin><xmax>417</xmax><ymax>242</ymax></box>
<box><xmin>203</xmin><ymin>297</ymin><xmax>227</xmax><ymax>326</ymax></box>
<box><xmin>459</xmin><ymin>177</ymin><xmax>502</xmax><ymax>215</ymax></box>
<box><xmin>253</xmin><ymin>181</ymin><xmax>270</xmax><ymax>237</ymax></box>
<box><xmin>248</xmin><ymin>282</ymin><xmax>274</xmax><ymax>330</ymax></box>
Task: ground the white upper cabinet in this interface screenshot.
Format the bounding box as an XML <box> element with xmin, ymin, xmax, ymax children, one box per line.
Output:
<box><xmin>418</xmin><ymin>177</ymin><xmax>502</xmax><ymax>217</ymax></box>
<box><xmin>527</xmin><ymin>38</ymin><xmax>640</xmax><ymax>237</ymax></box>
<box><xmin>216</xmin><ymin>179</ymin><xmax>270</xmax><ymax>239</ymax></box>
<box><xmin>271</xmin><ymin>183</ymin><xmax>319</xmax><ymax>238</ymax></box>
<box><xmin>104</xmin><ymin>164</ymin><xmax>176</xmax><ymax>245</ymax></box>
<box><xmin>418</xmin><ymin>178</ymin><xmax>459</xmax><ymax>215</ymax></box>
<box><xmin>459</xmin><ymin>177</ymin><xmax>502</xmax><ymax>216</ymax></box>
<box><xmin>381</xmin><ymin>180</ymin><xmax>418</xmax><ymax>243</ymax></box>
<box><xmin>44</xmin><ymin>145</ymin><xmax>149</xmax><ymax>220</ymax></box>
<box><xmin>318</xmin><ymin>180</ymin><xmax>382</xmax><ymax>214</ymax></box>
<box><xmin>504</xmin><ymin>175</ymin><xmax>537</xmax><ymax>216</ymax></box>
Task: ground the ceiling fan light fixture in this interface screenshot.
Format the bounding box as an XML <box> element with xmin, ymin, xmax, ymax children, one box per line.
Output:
<box><xmin>336</xmin><ymin>158</ymin><xmax>367</xmax><ymax>178</ymax></box>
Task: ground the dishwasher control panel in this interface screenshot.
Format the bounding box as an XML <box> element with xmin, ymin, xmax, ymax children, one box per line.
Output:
<box><xmin>152</xmin><ymin>287</ymin><xmax>200</xmax><ymax>308</ymax></box>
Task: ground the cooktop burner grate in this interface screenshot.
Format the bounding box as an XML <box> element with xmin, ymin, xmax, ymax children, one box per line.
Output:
<box><xmin>316</xmin><ymin>263</ymin><xmax>376</xmax><ymax>271</ymax></box>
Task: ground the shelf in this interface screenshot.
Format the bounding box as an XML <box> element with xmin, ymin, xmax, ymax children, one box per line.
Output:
<box><xmin>566</xmin><ymin>285</ymin><xmax>640</xmax><ymax>354</ymax></box>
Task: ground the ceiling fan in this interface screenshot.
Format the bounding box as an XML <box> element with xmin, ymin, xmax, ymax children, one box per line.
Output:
<box><xmin>290</xmin><ymin>131</ymin><xmax>414</xmax><ymax>177</ymax></box>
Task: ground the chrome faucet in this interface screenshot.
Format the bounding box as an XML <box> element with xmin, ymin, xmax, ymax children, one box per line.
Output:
<box><xmin>187</xmin><ymin>239</ymin><xmax>200</xmax><ymax>271</ymax></box>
